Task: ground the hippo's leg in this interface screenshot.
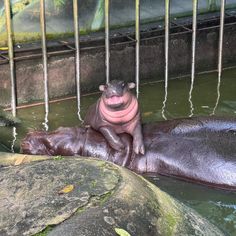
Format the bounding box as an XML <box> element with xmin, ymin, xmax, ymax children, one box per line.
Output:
<box><xmin>132</xmin><ymin>123</ymin><xmax>145</xmax><ymax>155</ymax></box>
<box><xmin>99</xmin><ymin>126</ymin><xmax>125</xmax><ymax>151</ymax></box>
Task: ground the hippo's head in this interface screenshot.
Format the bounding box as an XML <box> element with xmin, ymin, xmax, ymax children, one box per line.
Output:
<box><xmin>99</xmin><ymin>80</ymin><xmax>135</xmax><ymax>109</ymax></box>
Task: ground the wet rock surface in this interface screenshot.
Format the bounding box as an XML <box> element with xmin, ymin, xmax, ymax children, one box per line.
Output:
<box><xmin>0</xmin><ymin>158</ymin><xmax>120</xmax><ymax>235</ymax></box>
<box><xmin>0</xmin><ymin>156</ymin><xmax>224</xmax><ymax>236</ymax></box>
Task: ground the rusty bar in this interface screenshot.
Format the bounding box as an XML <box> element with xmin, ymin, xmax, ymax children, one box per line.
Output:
<box><xmin>135</xmin><ymin>0</ymin><xmax>140</xmax><ymax>97</ymax></box>
<box><xmin>73</xmin><ymin>0</ymin><xmax>83</xmax><ymax>121</ymax></box>
<box><xmin>105</xmin><ymin>0</ymin><xmax>110</xmax><ymax>83</ymax></box>
<box><xmin>4</xmin><ymin>0</ymin><xmax>16</xmax><ymax>116</ymax></box>
<box><xmin>189</xmin><ymin>0</ymin><xmax>198</xmax><ymax>117</ymax></box>
<box><xmin>40</xmin><ymin>0</ymin><xmax>49</xmax><ymax>119</ymax></box>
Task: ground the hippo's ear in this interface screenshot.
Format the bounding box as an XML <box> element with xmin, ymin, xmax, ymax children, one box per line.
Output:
<box><xmin>128</xmin><ymin>82</ymin><xmax>136</xmax><ymax>89</ymax></box>
<box><xmin>99</xmin><ymin>85</ymin><xmax>106</xmax><ymax>91</ymax></box>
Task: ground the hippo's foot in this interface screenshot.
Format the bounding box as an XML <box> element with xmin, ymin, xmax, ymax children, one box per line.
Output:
<box><xmin>133</xmin><ymin>138</ymin><xmax>145</xmax><ymax>155</ymax></box>
<box><xmin>109</xmin><ymin>139</ymin><xmax>125</xmax><ymax>152</ymax></box>
<box><xmin>99</xmin><ymin>126</ymin><xmax>125</xmax><ymax>152</ymax></box>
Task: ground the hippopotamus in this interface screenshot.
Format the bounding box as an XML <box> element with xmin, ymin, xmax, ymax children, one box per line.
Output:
<box><xmin>21</xmin><ymin>116</ymin><xmax>236</xmax><ymax>191</ymax></box>
<box><xmin>84</xmin><ymin>80</ymin><xmax>145</xmax><ymax>155</ymax></box>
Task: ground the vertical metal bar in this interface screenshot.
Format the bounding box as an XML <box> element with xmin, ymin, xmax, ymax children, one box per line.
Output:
<box><xmin>105</xmin><ymin>0</ymin><xmax>110</xmax><ymax>84</ymax></box>
<box><xmin>40</xmin><ymin>0</ymin><xmax>49</xmax><ymax>122</ymax></box>
<box><xmin>217</xmin><ymin>0</ymin><xmax>225</xmax><ymax>81</ymax></box>
<box><xmin>189</xmin><ymin>0</ymin><xmax>198</xmax><ymax>117</ymax></box>
<box><xmin>4</xmin><ymin>0</ymin><xmax>16</xmax><ymax>116</ymax></box>
<box><xmin>162</xmin><ymin>0</ymin><xmax>170</xmax><ymax>120</ymax></box>
<box><xmin>164</xmin><ymin>0</ymin><xmax>169</xmax><ymax>86</ymax></box>
<box><xmin>73</xmin><ymin>0</ymin><xmax>83</xmax><ymax>121</ymax></box>
<box><xmin>135</xmin><ymin>0</ymin><xmax>140</xmax><ymax>97</ymax></box>
<box><xmin>212</xmin><ymin>0</ymin><xmax>225</xmax><ymax>115</ymax></box>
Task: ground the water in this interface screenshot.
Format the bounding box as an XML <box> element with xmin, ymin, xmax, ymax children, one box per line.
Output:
<box><xmin>1</xmin><ymin>68</ymin><xmax>236</xmax><ymax>234</ymax></box>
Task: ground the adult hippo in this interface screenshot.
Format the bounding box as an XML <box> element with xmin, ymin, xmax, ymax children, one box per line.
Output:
<box><xmin>21</xmin><ymin>116</ymin><xmax>236</xmax><ymax>191</ymax></box>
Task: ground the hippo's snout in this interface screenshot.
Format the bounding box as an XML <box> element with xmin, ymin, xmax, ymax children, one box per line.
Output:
<box><xmin>105</xmin><ymin>87</ymin><xmax>124</xmax><ymax>98</ymax></box>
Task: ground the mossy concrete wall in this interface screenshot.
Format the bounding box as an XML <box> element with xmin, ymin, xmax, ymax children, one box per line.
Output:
<box><xmin>0</xmin><ymin>22</ymin><xmax>236</xmax><ymax>106</ymax></box>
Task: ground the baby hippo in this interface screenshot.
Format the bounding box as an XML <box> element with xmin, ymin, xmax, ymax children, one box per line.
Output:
<box><xmin>84</xmin><ymin>80</ymin><xmax>145</xmax><ymax>155</ymax></box>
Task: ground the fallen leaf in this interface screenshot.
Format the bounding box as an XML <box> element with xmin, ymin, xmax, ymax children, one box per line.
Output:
<box><xmin>58</xmin><ymin>184</ymin><xmax>74</xmax><ymax>194</ymax></box>
<box><xmin>115</xmin><ymin>228</ymin><xmax>131</xmax><ymax>236</ymax></box>
<box><xmin>14</xmin><ymin>155</ymin><xmax>26</xmax><ymax>166</ymax></box>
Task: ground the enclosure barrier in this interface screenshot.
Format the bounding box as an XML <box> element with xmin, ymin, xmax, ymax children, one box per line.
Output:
<box><xmin>212</xmin><ymin>0</ymin><xmax>226</xmax><ymax>115</ymax></box>
<box><xmin>135</xmin><ymin>0</ymin><xmax>140</xmax><ymax>97</ymax></box>
<box><xmin>4</xmin><ymin>0</ymin><xmax>16</xmax><ymax>117</ymax></box>
<box><xmin>73</xmin><ymin>0</ymin><xmax>83</xmax><ymax>121</ymax></box>
<box><xmin>105</xmin><ymin>0</ymin><xmax>110</xmax><ymax>84</ymax></box>
<box><xmin>161</xmin><ymin>0</ymin><xmax>170</xmax><ymax>120</ymax></box>
<box><xmin>3</xmin><ymin>0</ymin><xmax>229</xmax><ymax>119</ymax></box>
<box><xmin>39</xmin><ymin>0</ymin><xmax>49</xmax><ymax>130</ymax></box>
<box><xmin>189</xmin><ymin>0</ymin><xmax>198</xmax><ymax>117</ymax></box>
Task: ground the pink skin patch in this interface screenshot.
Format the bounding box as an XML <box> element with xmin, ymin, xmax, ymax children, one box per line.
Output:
<box><xmin>99</xmin><ymin>92</ymin><xmax>138</xmax><ymax>127</ymax></box>
<box><xmin>105</xmin><ymin>96</ymin><xmax>123</xmax><ymax>106</ymax></box>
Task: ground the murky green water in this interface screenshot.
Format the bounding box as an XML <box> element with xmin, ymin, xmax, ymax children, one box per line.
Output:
<box><xmin>1</xmin><ymin>68</ymin><xmax>236</xmax><ymax>235</ymax></box>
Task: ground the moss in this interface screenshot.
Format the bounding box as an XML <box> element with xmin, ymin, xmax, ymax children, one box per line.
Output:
<box><xmin>76</xmin><ymin>205</ymin><xmax>87</xmax><ymax>215</ymax></box>
<box><xmin>33</xmin><ymin>226</ymin><xmax>53</xmax><ymax>236</ymax></box>
<box><xmin>99</xmin><ymin>191</ymin><xmax>113</xmax><ymax>205</ymax></box>
<box><xmin>74</xmin><ymin>190</ymin><xmax>113</xmax><ymax>216</ymax></box>
<box><xmin>0</xmin><ymin>30</ymin><xmax>91</xmax><ymax>47</ymax></box>
<box><xmin>137</xmin><ymin>176</ymin><xmax>182</xmax><ymax>236</ymax></box>
<box><xmin>164</xmin><ymin>213</ymin><xmax>177</xmax><ymax>236</ymax></box>
<box><xmin>90</xmin><ymin>179</ymin><xmax>97</xmax><ymax>188</ymax></box>
<box><xmin>53</xmin><ymin>155</ymin><xmax>64</xmax><ymax>161</ymax></box>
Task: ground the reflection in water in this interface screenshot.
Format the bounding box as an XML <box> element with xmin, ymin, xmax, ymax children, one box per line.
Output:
<box><xmin>212</xmin><ymin>77</ymin><xmax>221</xmax><ymax>115</ymax></box>
<box><xmin>213</xmin><ymin>201</ymin><xmax>236</xmax><ymax>211</ymax></box>
<box><xmin>77</xmin><ymin>110</ymin><xmax>84</xmax><ymax>123</ymax></box>
<box><xmin>161</xmin><ymin>85</ymin><xmax>168</xmax><ymax>120</ymax></box>
<box><xmin>11</xmin><ymin>127</ymin><xmax>17</xmax><ymax>153</ymax></box>
<box><xmin>42</xmin><ymin>111</ymin><xmax>49</xmax><ymax>131</ymax></box>
<box><xmin>188</xmin><ymin>80</ymin><xmax>194</xmax><ymax>117</ymax></box>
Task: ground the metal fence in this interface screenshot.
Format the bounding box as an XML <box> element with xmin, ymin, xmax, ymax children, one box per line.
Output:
<box><xmin>3</xmin><ymin>0</ymin><xmax>228</xmax><ymax>120</ymax></box>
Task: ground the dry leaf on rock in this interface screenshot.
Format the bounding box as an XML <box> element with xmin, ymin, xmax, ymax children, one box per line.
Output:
<box><xmin>58</xmin><ymin>184</ymin><xmax>74</xmax><ymax>194</ymax></box>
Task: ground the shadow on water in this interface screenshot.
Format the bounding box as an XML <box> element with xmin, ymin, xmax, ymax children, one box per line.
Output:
<box><xmin>1</xmin><ymin>68</ymin><xmax>236</xmax><ymax>234</ymax></box>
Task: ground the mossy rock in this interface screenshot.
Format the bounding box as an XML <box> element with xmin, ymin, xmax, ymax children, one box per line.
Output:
<box><xmin>0</xmin><ymin>154</ymin><xmax>224</xmax><ymax>236</ymax></box>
